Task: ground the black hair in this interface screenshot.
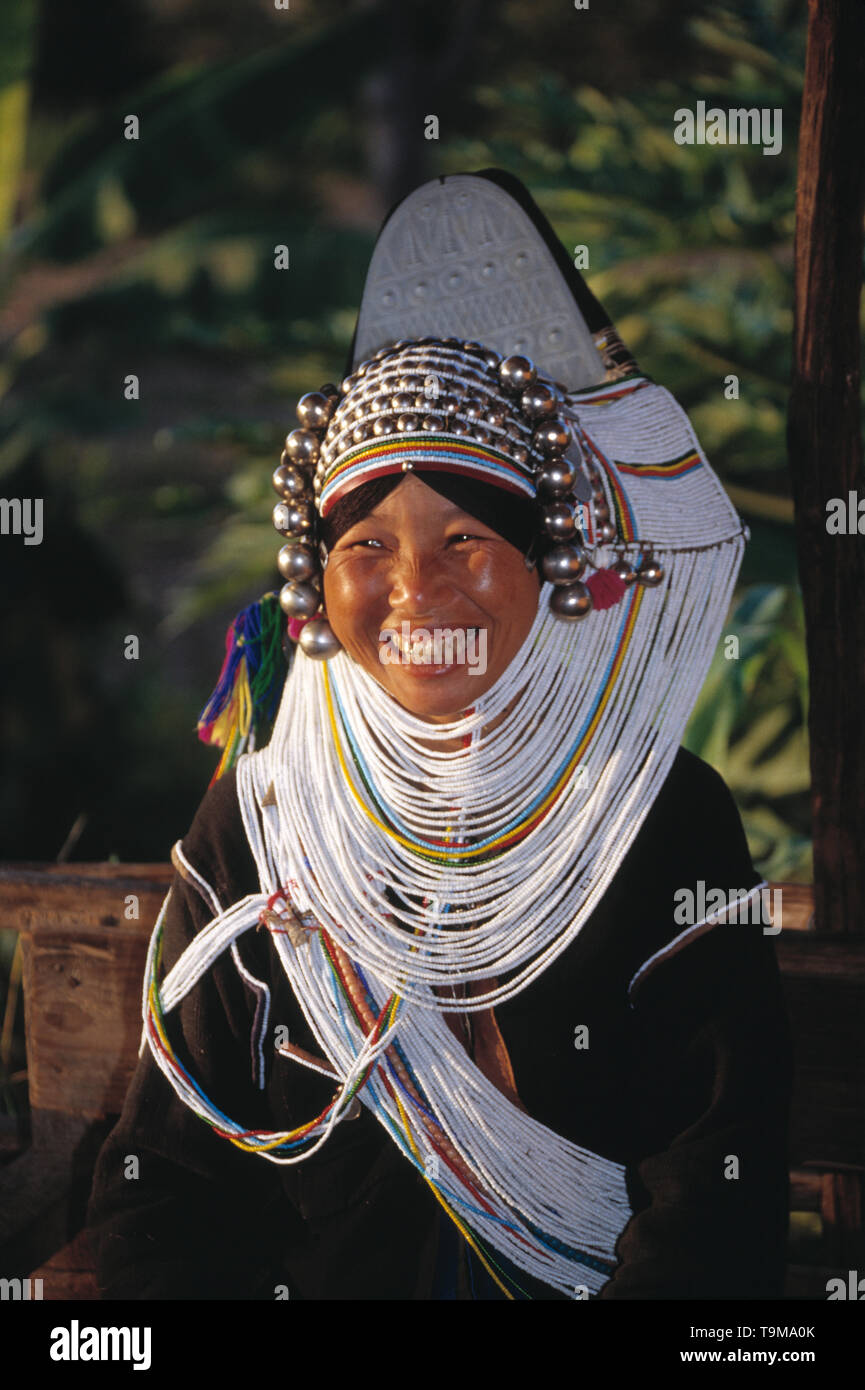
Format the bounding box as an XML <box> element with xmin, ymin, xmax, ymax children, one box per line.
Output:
<box><xmin>321</xmin><ymin>471</ymin><xmax>539</xmax><ymax>564</ymax></box>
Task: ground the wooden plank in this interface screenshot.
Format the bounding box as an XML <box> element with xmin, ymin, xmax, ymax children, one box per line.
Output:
<box><xmin>776</xmin><ymin>932</ymin><xmax>865</xmax><ymax>979</ymax></box>
<box><xmin>780</xmin><ymin>962</ymin><xmax>865</xmax><ymax>1167</ymax></box>
<box><xmin>20</xmin><ymin>932</ymin><xmax>152</xmax><ymax>1117</ymax></box>
<box><xmin>820</xmin><ymin>1171</ymin><xmax>863</xmax><ymax>1266</ymax></box>
<box><xmin>0</xmin><ymin>864</ymin><xmax>171</xmax><ymax>939</ymax></box>
<box><xmin>790</xmin><ymin>1169</ymin><xmax>823</xmax><ymax>1210</ymax></box>
<box><xmin>771</xmin><ymin>882</ymin><xmax>814</xmax><ymax>933</ymax></box>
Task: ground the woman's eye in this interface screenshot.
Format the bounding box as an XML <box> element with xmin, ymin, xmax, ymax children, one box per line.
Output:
<box><xmin>349</xmin><ymin>537</ymin><xmax>384</xmax><ymax>549</ymax></box>
<box><xmin>448</xmin><ymin>533</ymin><xmax>480</xmax><ymax>546</ymax></box>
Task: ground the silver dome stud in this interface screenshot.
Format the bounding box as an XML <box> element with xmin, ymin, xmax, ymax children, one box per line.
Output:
<box><xmin>498</xmin><ymin>355</ymin><xmax>537</xmax><ymax>395</ymax></box>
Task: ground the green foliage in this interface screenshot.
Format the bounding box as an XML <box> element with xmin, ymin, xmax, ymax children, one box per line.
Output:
<box><xmin>684</xmin><ymin>584</ymin><xmax>812</xmax><ymax>880</ymax></box>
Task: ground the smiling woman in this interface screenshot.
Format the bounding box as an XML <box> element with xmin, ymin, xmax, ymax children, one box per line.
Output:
<box><xmin>322</xmin><ymin>473</ymin><xmax>541</xmax><ymax>720</ymax></box>
<box><xmin>87</xmin><ymin>169</ymin><xmax>792</xmax><ymax>1301</ymax></box>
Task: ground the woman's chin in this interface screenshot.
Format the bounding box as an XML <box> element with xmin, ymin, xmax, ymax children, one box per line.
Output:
<box><xmin>378</xmin><ymin>665</ymin><xmax>491</xmax><ymax>720</ymax></box>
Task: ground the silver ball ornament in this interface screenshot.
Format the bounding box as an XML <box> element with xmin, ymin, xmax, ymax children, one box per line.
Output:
<box><xmin>272</xmin><ymin>463</ymin><xmax>307</xmax><ymax>499</ymax></box>
<box><xmin>535</xmin><ymin>460</ymin><xmax>576</xmax><ymax>498</ymax></box>
<box><xmin>612</xmin><ymin>555</ymin><xmax>637</xmax><ymax>585</ymax></box>
<box><xmin>542</xmin><ymin>502</ymin><xmax>577</xmax><ymax>541</ymax></box>
<box><xmin>277</xmin><ymin>542</ymin><xmax>316</xmax><ymax>582</ymax></box>
<box><xmin>520</xmin><ymin>383</ymin><xmax>557</xmax><ymax>420</ymax></box>
<box><xmin>533</xmin><ymin>420</ymin><xmax>570</xmax><ymax>457</ymax></box>
<box><xmin>285</xmin><ymin>429</ymin><xmax>320</xmax><ymax>466</ymax></box>
<box><xmin>637</xmin><ymin>555</ymin><xmax>665</xmax><ymax>586</ymax></box>
<box><xmin>549</xmin><ymin>582</ymin><xmax>593</xmax><ymax>620</ymax></box>
<box><xmin>279</xmin><ymin>580</ymin><xmax>320</xmax><ymax>619</ymax></box>
<box><xmin>542</xmin><ymin>545</ymin><xmax>587</xmax><ymax>585</ymax></box>
<box><xmin>498</xmin><ymin>355</ymin><xmax>537</xmax><ymax>394</ymax></box>
<box><xmin>296</xmin><ymin>392</ymin><xmax>334</xmax><ymax>430</ymax></box>
<box><xmin>299</xmin><ymin>618</ymin><xmax>342</xmax><ymax>661</ymax></box>
<box><xmin>287</xmin><ymin>501</ymin><xmax>314</xmax><ymax>534</ymax></box>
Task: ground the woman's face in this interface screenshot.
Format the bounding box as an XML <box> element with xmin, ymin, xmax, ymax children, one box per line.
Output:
<box><xmin>322</xmin><ymin>474</ymin><xmax>541</xmax><ymax>721</ymax></box>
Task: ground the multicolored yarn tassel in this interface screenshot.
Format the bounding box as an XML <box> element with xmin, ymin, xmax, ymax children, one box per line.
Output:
<box><xmin>197</xmin><ymin>592</ymin><xmax>288</xmax><ymax>783</ymax></box>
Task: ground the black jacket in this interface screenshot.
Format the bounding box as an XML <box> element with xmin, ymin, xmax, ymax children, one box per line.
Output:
<box><xmin>87</xmin><ymin>747</ymin><xmax>792</xmax><ymax>1299</ymax></box>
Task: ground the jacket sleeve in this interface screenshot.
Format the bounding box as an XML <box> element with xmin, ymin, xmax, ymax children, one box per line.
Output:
<box><xmin>87</xmin><ymin>776</ymin><xmax>300</xmax><ymax>1299</ymax></box>
<box><xmin>598</xmin><ymin>765</ymin><xmax>792</xmax><ymax>1300</ymax></box>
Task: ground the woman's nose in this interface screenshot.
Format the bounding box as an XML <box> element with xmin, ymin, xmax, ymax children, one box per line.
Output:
<box><xmin>387</xmin><ymin>547</ymin><xmax>454</xmax><ymax>614</ymax></box>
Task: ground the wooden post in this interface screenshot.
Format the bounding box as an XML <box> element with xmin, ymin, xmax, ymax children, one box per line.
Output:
<box><xmin>787</xmin><ymin>0</ymin><xmax>865</xmax><ymax>933</ymax></box>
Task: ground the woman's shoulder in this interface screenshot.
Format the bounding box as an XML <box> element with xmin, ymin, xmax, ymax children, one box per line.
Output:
<box><xmin>646</xmin><ymin>746</ymin><xmax>758</xmax><ymax>887</ymax></box>
<box><xmin>618</xmin><ymin>746</ymin><xmax>768</xmax><ymax>1002</ymax></box>
<box><xmin>173</xmin><ymin>767</ymin><xmax>261</xmax><ymax>908</ymax></box>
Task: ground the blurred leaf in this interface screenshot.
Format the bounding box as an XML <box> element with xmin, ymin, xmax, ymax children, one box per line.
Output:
<box><xmin>14</xmin><ymin>4</ymin><xmax>389</xmax><ymax>260</ymax></box>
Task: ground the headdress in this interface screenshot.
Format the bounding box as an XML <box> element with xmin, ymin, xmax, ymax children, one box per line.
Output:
<box><xmin>273</xmin><ymin>338</ymin><xmax>662</xmax><ymax>662</ymax></box>
<box><xmin>159</xmin><ymin>172</ymin><xmax>749</xmax><ymax>1298</ymax></box>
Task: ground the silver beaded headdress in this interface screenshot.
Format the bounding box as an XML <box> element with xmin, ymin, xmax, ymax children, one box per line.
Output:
<box><xmin>273</xmin><ymin>338</ymin><xmax>665</xmax><ymax>660</ymax></box>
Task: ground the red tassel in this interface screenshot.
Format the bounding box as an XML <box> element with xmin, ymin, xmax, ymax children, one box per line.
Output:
<box><xmin>287</xmin><ymin>615</ymin><xmax>312</xmax><ymax>642</ymax></box>
<box><xmin>585</xmin><ymin>567</ymin><xmax>626</xmax><ymax>610</ymax></box>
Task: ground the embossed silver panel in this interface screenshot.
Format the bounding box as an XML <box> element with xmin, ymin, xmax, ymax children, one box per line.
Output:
<box><xmin>352</xmin><ymin>175</ymin><xmax>606</xmax><ymax>391</ymax></box>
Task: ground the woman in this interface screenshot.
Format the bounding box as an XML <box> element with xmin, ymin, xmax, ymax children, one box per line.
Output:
<box><xmin>88</xmin><ymin>171</ymin><xmax>791</xmax><ymax>1300</ymax></box>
